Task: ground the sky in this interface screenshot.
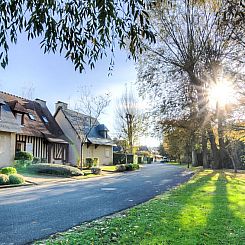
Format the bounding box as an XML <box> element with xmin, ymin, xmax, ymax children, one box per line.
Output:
<box><xmin>0</xmin><ymin>34</ymin><xmax>160</xmax><ymax>147</ymax></box>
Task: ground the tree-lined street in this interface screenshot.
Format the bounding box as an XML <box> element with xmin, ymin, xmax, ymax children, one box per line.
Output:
<box><xmin>0</xmin><ymin>164</ymin><xmax>192</xmax><ymax>245</ymax></box>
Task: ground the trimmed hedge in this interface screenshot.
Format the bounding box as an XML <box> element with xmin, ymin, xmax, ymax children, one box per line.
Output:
<box><xmin>1</xmin><ymin>167</ymin><xmax>17</xmax><ymax>175</ymax></box>
<box><xmin>116</xmin><ymin>164</ymin><xmax>140</xmax><ymax>172</ymax></box>
<box><xmin>15</xmin><ymin>151</ymin><xmax>33</xmax><ymax>161</ymax></box>
<box><xmin>91</xmin><ymin>167</ymin><xmax>102</xmax><ymax>175</ymax></box>
<box><xmin>9</xmin><ymin>174</ymin><xmax>25</xmax><ymax>184</ymax></box>
<box><xmin>0</xmin><ymin>174</ymin><xmax>9</xmax><ymax>185</ymax></box>
<box><xmin>116</xmin><ymin>164</ymin><xmax>127</xmax><ymax>172</ymax></box>
<box><xmin>125</xmin><ymin>163</ymin><xmax>140</xmax><ymax>171</ymax></box>
<box><xmin>27</xmin><ymin>164</ymin><xmax>84</xmax><ymax>177</ymax></box>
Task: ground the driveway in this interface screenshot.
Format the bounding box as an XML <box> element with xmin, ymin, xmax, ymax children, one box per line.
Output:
<box><xmin>0</xmin><ymin>163</ymin><xmax>193</xmax><ymax>245</ymax></box>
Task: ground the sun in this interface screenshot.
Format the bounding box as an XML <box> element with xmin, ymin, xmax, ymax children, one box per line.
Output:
<box><xmin>208</xmin><ymin>79</ymin><xmax>236</xmax><ymax>109</ymax></box>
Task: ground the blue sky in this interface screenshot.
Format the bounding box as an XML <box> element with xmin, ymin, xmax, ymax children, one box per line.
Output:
<box><xmin>0</xmin><ymin>34</ymin><xmax>160</xmax><ymax>146</ymax></box>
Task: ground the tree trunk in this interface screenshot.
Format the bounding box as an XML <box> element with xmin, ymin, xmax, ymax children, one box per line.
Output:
<box><xmin>207</xmin><ymin>128</ymin><xmax>221</xmax><ymax>169</ymax></box>
<box><xmin>202</xmin><ymin>131</ymin><xmax>209</xmax><ymax>168</ymax></box>
<box><xmin>191</xmin><ymin>134</ymin><xmax>198</xmax><ymax>166</ymax></box>
<box><xmin>217</xmin><ymin>108</ymin><xmax>226</xmax><ymax>168</ymax></box>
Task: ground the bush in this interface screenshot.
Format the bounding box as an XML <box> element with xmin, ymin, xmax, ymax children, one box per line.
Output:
<box><xmin>32</xmin><ymin>157</ymin><xmax>41</xmax><ymax>164</ymax></box>
<box><xmin>9</xmin><ymin>174</ymin><xmax>25</xmax><ymax>184</ymax></box>
<box><xmin>1</xmin><ymin>167</ymin><xmax>17</xmax><ymax>175</ymax></box>
<box><xmin>116</xmin><ymin>164</ymin><xmax>126</xmax><ymax>172</ymax></box>
<box><xmin>0</xmin><ymin>174</ymin><xmax>9</xmax><ymax>185</ymax></box>
<box><xmin>125</xmin><ymin>164</ymin><xmax>133</xmax><ymax>171</ymax></box>
<box><xmin>84</xmin><ymin>158</ymin><xmax>93</xmax><ymax>168</ymax></box>
<box><xmin>14</xmin><ymin>160</ymin><xmax>32</xmax><ymax>169</ymax></box>
<box><xmin>15</xmin><ymin>151</ymin><xmax>33</xmax><ymax>161</ymax></box>
<box><xmin>27</xmin><ymin>164</ymin><xmax>84</xmax><ymax>177</ymax></box>
<box><xmin>125</xmin><ymin>163</ymin><xmax>140</xmax><ymax>171</ymax></box>
<box><xmin>132</xmin><ymin>163</ymin><xmax>140</xmax><ymax>170</ymax></box>
<box><xmin>93</xmin><ymin>158</ymin><xmax>99</xmax><ymax>166</ymax></box>
<box><xmin>91</xmin><ymin>167</ymin><xmax>102</xmax><ymax>175</ymax></box>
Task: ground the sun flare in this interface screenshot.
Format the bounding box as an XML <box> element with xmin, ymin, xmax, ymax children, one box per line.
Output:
<box><xmin>208</xmin><ymin>79</ymin><xmax>235</xmax><ymax>109</ymax></box>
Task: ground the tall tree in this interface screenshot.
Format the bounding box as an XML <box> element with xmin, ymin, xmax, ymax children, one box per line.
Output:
<box><xmin>115</xmin><ymin>86</ymin><xmax>143</xmax><ymax>154</ymax></box>
<box><xmin>137</xmin><ymin>0</ymin><xmax>245</xmax><ymax>169</ymax></box>
<box><xmin>74</xmin><ymin>86</ymin><xmax>111</xmax><ymax>167</ymax></box>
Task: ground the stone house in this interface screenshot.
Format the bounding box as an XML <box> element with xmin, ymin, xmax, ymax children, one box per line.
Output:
<box><xmin>54</xmin><ymin>101</ymin><xmax>114</xmax><ymax>166</ymax></box>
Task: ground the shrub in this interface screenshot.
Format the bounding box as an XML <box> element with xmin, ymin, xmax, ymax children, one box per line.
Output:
<box><xmin>93</xmin><ymin>158</ymin><xmax>99</xmax><ymax>166</ymax></box>
<box><xmin>132</xmin><ymin>163</ymin><xmax>140</xmax><ymax>170</ymax></box>
<box><xmin>84</xmin><ymin>158</ymin><xmax>93</xmax><ymax>168</ymax></box>
<box><xmin>27</xmin><ymin>164</ymin><xmax>84</xmax><ymax>177</ymax></box>
<box><xmin>1</xmin><ymin>167</ymin><xmax>17</xmax><ymax>175</ymax></box>
<box><xmin>9</xmin><ymin>174</ymin><xmax>25</xmax><ymax>184</ymax></box>
<box><xmin>0</xmin><ymin>174</ymin><xmax>9</xmax><ymax>185</ymax></box>
<box><xmin>32</xmin><ymin>157</ymin><xmax>41</xmax><ymax>164</ymax></box>
<box><xmin>125</xmin><ymin>164</ymin><xmax>133</xmax><ymax>171</ymax></box>
<box><xmin>91</xmin><ymin>167</ymin><xmax>102</xmax><ymax>175</ymax></box>
<box><xmin>15</xmin><ymin>151</ymin><xmax>33</xmax><ymax>161</ymax></box>
<box><xmin>116</xmin><ymin>164</ymin><xmax>126</xmax><ymax>172</ymax></box>
<box><xmin>125</xmin><ymin>164</ymin><xmax>140</xmax><ymax>171</ymax></box>
<box><xmin>14</xmin><ymin>160</ymin><xmax>32</xmax><ymax>169</ymax></box>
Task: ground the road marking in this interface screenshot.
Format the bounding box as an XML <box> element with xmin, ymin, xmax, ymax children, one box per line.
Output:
<box><xmin>100</xmin><ymin>188</ymin><xmax>117</xmax><ymax>191</ymax></box>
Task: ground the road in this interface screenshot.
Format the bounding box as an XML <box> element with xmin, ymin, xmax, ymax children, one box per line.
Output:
<box><xmin>0</xmin><ymin>163</ymin><xmax>193</xmax><ymax>245</ymax></box>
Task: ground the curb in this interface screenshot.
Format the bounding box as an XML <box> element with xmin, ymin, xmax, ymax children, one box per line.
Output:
<box><xmin>0</xmin><ymin>182</ymin><xmax>34</xmax><ymax>189</ymax></box>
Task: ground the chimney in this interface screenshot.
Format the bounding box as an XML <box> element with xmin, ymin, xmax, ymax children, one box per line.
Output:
<box><xmin>55</xmin><ymin>101</ymin><xmax>68</xmax><ymax>111</ymax></box>
<box><xmin>35</xmin><ymin>98</ymin><xmax>46</xmax><ymax>107</ymax></box>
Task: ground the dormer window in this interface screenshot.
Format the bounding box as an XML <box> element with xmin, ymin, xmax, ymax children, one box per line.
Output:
<box><xmin>42</xmin><ymin>115</ymin><xmax>49</xmax><ymax>124</ymax></box>
<box><xmin>29</xmin><ymin>113</ymin><xmax>35</xmax><ymax>120</ymax></box>
<box><xmin>16</xmin><ymin>113</ymin><xmax>24</xmax><ymax>125</ymax></box>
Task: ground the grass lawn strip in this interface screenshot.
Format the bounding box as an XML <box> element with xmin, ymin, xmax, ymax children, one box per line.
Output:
<box><xmin>36</xmin><ymin>170</ymin><xmax>245</xmax><ymax>245</ymax></box>
<box><xmin>101</xmin><ymin>166</ymin><xmax>117</xmax><ymax>172</ymax></box>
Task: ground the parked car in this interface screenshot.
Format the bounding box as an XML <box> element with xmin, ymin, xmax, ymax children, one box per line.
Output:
<box><xmin>161</xmin><ymin>156</ymin><xmax>170</xmax><ymax>163</ymax></box>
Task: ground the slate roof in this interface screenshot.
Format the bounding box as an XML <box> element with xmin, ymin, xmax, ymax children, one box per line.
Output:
<box><xmin>0</xmin><ymin>92</ymin><xmax>68</xmax><ymax>143</ymax></box>
<box><xmin>0</xmin><ymin>100</ymin><xmax>21</xmax><ymax>133</ymax></box>
<box><xmin>57</xmin><ymin>108</ymin><xmax>115</xmax><ymax>146</ymax></box>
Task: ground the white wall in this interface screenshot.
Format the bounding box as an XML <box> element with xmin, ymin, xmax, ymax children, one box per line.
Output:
<box><xmin>55</xmin><ymin>110</ymin><xmax>81</xmax><ymax>166</ymax></box>
<box><xmin>0</xmin><ymin>132</ymin><xmax>16</xmax><ymax>167</ymax></box>
<box><xmin>82</xmin><ymin>143</ymin><xmax>113</xmax><ymax>166</ymax></box>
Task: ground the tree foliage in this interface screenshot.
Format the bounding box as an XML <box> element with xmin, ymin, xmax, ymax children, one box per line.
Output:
<box><xmin>0</xmin><ymin>0</ymin><xmax>155</xmax><ymax>71</ymax></box>
<box><xmin>137</xmin><ymin>0</ymin><xmax>245</xmax><ymax>169</ymax></box>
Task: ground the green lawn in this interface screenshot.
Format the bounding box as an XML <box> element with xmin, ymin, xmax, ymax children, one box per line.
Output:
<box><xmin>101</xmin><ymin>165</ymin><xmax>117</xmax><ymax>172</ymax></box>
<box><xmin>37</xmin><ymin>170</ymin><xmax>245</xmax><ymax>245</ymax></box>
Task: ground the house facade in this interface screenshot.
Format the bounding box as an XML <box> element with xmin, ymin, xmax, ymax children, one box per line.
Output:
<box><xmin>54</xmin><ymin>101</ymin><xmax>114</xmax><ymax>166</ymax></box>
<box><xmin>0</xmin><ymin>98</ymin><xmax>21</xmax><ymax>167</ymax></box>
<box><xmin>0</xmin><ymin>92</ymin><xmax>69</xmax><ymax>166</ymax></box>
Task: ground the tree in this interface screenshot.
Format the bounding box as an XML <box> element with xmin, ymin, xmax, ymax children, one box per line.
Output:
<box><xmin>73</xmin><ymin>86</ymin><xmax>111</xmax><ymax>167</ymax></box>
<box><xmin>115</xmin><ymin>86</ymin><xmax>143</xmax><ymax>154</ymax></box>
<box><xmin>0</xmin><ymin>0</ymin><xmax>155</xmax><ymax>72</ymax></box>
<box><xmin>137</xmin><ymin>0</ymin><xmax>245</xmax><ymax>169</ymax></box>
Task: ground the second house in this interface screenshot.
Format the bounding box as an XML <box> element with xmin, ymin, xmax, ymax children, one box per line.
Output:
<box><xmin>54</xmin><ymin>101</ymin><xmax>114</xmax><ymax>166</ymax></box>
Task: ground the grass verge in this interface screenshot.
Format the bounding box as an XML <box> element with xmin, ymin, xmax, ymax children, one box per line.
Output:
<box><xmin>36</xmin><ymin>170</ymin><xmax>245</xmax><ymax>245</ymax></box>
<box><xmin>101</xmin><ymin>166</ymin><xmax>117</xmax><ymax>172</ymax></box>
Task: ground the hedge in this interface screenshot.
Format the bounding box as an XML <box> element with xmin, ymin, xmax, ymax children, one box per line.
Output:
<box><xmin>116</xmin><ymin>163</ymin><xmax>140</xmax><ymax>172</ymax></box>
<box><xmin>0</xmin><ymin>167</ymin><xmax>17</xmax><ymax>175</ymax></box>
<box><xmin>9</xmin><ymin>174</ymin><xmax>25</xmax><ymax>184</ymax></box>
<box><xmin>0</xmin><ymin>174</ymin><xmax>9</xmax><ymax>185</ymax></box>
<box><xmin>27</xmin><ymin>164</ymin><xmax>84</xmax><ymax>177</ymax></box>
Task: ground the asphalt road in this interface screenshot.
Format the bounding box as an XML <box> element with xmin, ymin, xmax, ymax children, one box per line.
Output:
<box><xmin>0</xmin><ymin>163</ymin><xmax>193</xmax><ymax>245</ymax></box>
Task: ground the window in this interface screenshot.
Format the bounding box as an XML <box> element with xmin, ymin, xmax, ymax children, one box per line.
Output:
<box><xmin>105</xmin><ymin>149</ymin><xmax>110</xmax><ymax>158</ymax></box>
<box><xmin>16</xmin><ymin>113</ymin><xmax>24</xmax><ymax>125</ymax></box>
<box><xmin>29</xmin><ymin>113</ymin><xmax>35</xmax><ymax>120</ymax></box>
<box><xmin>42</xmin><ymin>115</ymin><xmax>49</xmax><ymax>123</ymax></box>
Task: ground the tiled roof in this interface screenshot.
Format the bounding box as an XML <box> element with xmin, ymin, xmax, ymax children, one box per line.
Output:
<box><xmin>60</xmin><ymin>108</ymin><xmax>114</xmax><ymax>146</ymax></box>
<box><xmin>0</xmin><ymin>91</ymin><xmax>68</xmax><ymax>142</ymax></box>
